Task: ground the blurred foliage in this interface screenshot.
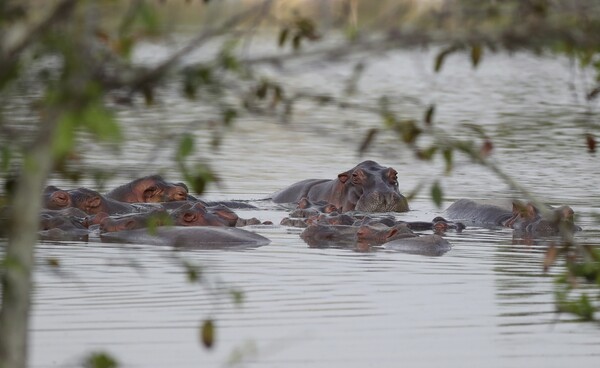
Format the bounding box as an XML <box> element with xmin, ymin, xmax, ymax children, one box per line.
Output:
<box><xmin>1</xmin><ymin>3</ymin><xmax>600</xmax><ymax>368</ymax></box>
<box><xmin>81</xmin><ymin>352</ymin><xmax>119</xmax><ymax>368</ymax></box>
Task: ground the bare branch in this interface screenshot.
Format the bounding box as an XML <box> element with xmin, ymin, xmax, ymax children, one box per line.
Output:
<box><xmin>4</xmin><ymin>0</ymin><xmax>78</xmax><ymax>62</ymax></box>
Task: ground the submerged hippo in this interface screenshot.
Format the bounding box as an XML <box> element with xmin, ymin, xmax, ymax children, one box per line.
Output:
<box><xmin>100</xmin><ymin>226</ymin><xmax>270</xmax><ymax>249</ymax></box>
<box><xmin>43</xmin><ymin>186</ymin><xmax>148</xmax><ymax>215</ymax></box>
<box><xmin>383</xmin><ymin>235</ymin><xmax>451</xmax><ymax>256</ymax></box>
<box><xmin>105</xmin><ymin>175</ymin><xmax>191</xmax><ymax>203</ymax></box>
<box><xmin>38</xmin><ymin>208</ymin><xmax>91</xmax><ymax>241</ymax></box>
<box><xmin>271</xmin><ymin>161</ymin><xmax>409</xmax><ymax>213</ymax></box>
<box><xmin>445</xmin><ymin>199</ymin><xmax>580</xmax><ymax>236</ymax></box>
<box><xmin>300</xmin><ymin>222</ymin><xmax>451</xmax><ymax>255</ymax></box>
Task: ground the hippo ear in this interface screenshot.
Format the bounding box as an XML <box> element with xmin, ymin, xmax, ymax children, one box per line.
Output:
<box><xmin>386</xmin><ymin>228</ymin><xmax>399</xmax><ymax>240</ymax></box>
<box><xmin>88</xmin><ymin>196</ymin><xmax>102</xmax><ymax>209</ymax></box>
<box><xmin>338</xmin><ymin>172</ymin><xmax>350</xmax><ymax>184</ymax></box>
<box><xmin>298</xmin><ymin>197</ymin><xmax>311</xmax><ymax>209</ymax></box>
<box><xmin>175</xmin><ymin>182</ymin><xmax>189</xmax><ymax>192</ymax></box>
<box><xmin>525</xmin><ymin>203</ymin><xmax>538</xmax><ymax>219</ymax></box>
<box><xmin>143</xmin><ymin>186</ymin><xmax>158</xmax><ymax>200</ymax></box>
<box><xmin>512</xmin><ymin>201</ymin><xmax>527</xmax><ymax>215</ymax></box>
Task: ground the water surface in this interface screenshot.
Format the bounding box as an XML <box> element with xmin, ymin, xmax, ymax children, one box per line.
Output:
<box><xmin>7</xmin><ymin>43</ymin><xmax>600</xmax><ymax>367</ymax></box>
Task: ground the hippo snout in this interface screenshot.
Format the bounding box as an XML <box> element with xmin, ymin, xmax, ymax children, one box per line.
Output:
<box><xmin>355</xmin><ymin>191</ymin><xmax>409</xmax><ymax>213</ymax></box>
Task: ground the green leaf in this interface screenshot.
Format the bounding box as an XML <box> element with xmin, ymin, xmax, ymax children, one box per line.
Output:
<box><xmin>443</xmin><ymin>148</ymin><xmax>453</xmax><ymax>174</ymax></box>
<box><xmin>358</xmin><ymin>128</ymin><xmax>378</xmax><ymax>156</ymax></box>
<box><xmin>138</xmin><ymin>2</ymin><xmax>161</xmax><ymax>35</ymax></box>
<box><xmin>434</xmin><ymin>45</ymin><xmax>459</xmax><ymax>73</ymax></box>
<box><xmin>431</xmin><ymin>181</ymin><xmax>443</xmax><ymax>208</ymax></box>
<box><xmin>82</xmin><ymin>352</ymin><xmax>119</xmax><ymax>368</ymax></box>
<box><xmin>185</xmin><ymin>165</ymin><xmax>217</xmax><ymax>195</ymax></box>
<box><xmin>395</xmin><ymin>119</ymin><xmax>421</xmax><ymax>144</ymax></box>
<box><xmin>222</xmin><ymin>108</ymin><xmax>238</xmax><ymax>126</ymax></box>
<box><xmin>142</xmin><ymin>86</ymin><xmax>154</xmax><ymax>105</ymax></box>
<box><xmin>424</xmin><ymin>105</ymin><xmax>435</xmax><ymax>125</ymax></box>
<box><xmin>82</xmin><ymin>104</ymin><xmax>121</xmax><ymax>142</ymax></box>
<box><xmin>52</xmin><ymin>113</ymin><xmax>77</xmax><ymax>158</ymax></box>
<box><xmin>256</xmin><ymin>81</ymin><xmax>268</xmax><ymax>99</ymax></box>
<box><xmin>147</xmin><ymin>212</ymin><xmax>172</xmax><ymax>235</ymax></box>
<box><xmin>230</xmin><ymin>289</ymin><xmax>244</xmax><ymax>306</ymax></box>
<box><xmin>177</xmin><ymin>134</ymin><xmax>195</xmax><ymax>160</ymax></box>
<box><xmin>1</xmin><ymin>146</ymin><xmax>11</xmax><ymax>172</ymax></box>
<box><xmin>292</xmin><ymin>34</ymin><xmax>302</xmax><ymax>50</ymax></box>
<box><xmin>558</xmin><ymin>293</ymin><xmax>595</xmax><ymax>321</ymax></box>
<box><xmin>417</xmin><ymin>146</ymin><xmax>437</xmax><ymax>160</ymax></box>
<box><xmin>201</xmin><ymin>319</ymin><xmax>215</xmax><ymax>349</ymax></box>
<box><xmin>278</xmin><ymin>28</ymin><xmax>289</xmax><ymax>47</ymax></box>
<box><xmin>471</xmin><ymin>44</ymin><xmax>482</xmax><ymax>68</ymax></box>
<box><xmin>46</xmin><ymin>258</ymin><xmax>60</xmax><ymax>268</ymax></box>
<box><xmin>182</xmin><ymin>260</ymin><xmax>202</xmax><ymax>283</ymax></box>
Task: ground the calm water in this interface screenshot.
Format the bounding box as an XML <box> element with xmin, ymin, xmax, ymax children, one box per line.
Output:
<box><xmin>5</xmin><ymin>39</ymin><xmax>600</xmax><ymax>367</ymax></box>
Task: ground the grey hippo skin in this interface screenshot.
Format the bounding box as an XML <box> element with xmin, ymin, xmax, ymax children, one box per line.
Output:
<box><xmin>383</xmin><ymin>235</ymin><xmax>451</xmax><ymax>256</ymax></box>
<box><xmin>100</xmin><ymin>226</ymin><xmax>271</xmax><ymax>249</ymax></box>
<box><xmin>444</xmin><ymin>199</ymin><xmax>513</xmax><ymax>226</ymax></box>
<box><xmin>271</xmin><ymin>160</ymin><xmax>409</xmax><ymax>213</ymax></box>
<box><xmin>300</xmin><ymin>222</ymin><xmax>452</xmax><ymax>256</ymax></box>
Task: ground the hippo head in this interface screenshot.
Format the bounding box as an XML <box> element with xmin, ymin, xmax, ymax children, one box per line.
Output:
<box><xmin>130</xmin><ymin>175</ymin><xmax>190</xmax><ymax>203</ymax></box>
<box><xmin>339</xmin><ymin>161</ymin><xmax>409</xmax><ymax>212</ymax></box>
<box><xmin>503</xmin><ymin>201</ymin><xmax>541</xmax><ymax>230</ymax></box>
<box><xmin>68</xmin><ymin>188</ymin><xmax>109</xmax><ymax>215</ymax></box>
<box><xmin>43</xmin><ymin>186</ymin><xmax>72</xmax><ymax>210</ymax></box>
<box><xmin>107</xmin><ymin>175</ymin><xmax>190</xmax><ymax>203</ymax></box>
<box><xmin>171</xmin><ymin>202</ymin><xmax>227</xmax><ymax>227</ymax></box>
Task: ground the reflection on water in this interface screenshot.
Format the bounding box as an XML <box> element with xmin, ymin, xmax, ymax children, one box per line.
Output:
<box><xmin>5</xmin><ymin>42</ymin><xmax>600</xmax><ymax>366</ymax></box>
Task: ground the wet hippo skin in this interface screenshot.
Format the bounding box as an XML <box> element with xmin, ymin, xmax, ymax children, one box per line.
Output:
<box><xmin>272</xmin><ymin>161</ymin><xmax>409</xmax><ymax>213</ymax></box>
<box><xmin>100</xmin><ymin>226</ymin><xmax>271</xmax><ymax>249</ymax></box>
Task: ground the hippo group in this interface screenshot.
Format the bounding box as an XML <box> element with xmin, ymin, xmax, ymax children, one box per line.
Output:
<box><xmin>1</xmin><ymin>160</ymin><xmax>582</xmax><ymax>253</ymax></box>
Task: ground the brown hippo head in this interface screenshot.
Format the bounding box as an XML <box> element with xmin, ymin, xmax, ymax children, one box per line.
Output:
<box><xmin>338</xmin><ymin>161</ymin><xmax>409</xmax><ymax>212</ymax></box>
<box><xmin>68</xmin><ymin>188</ymin><xmax>112</xmax><ymax>215</ymax></box>
<box><xmin>170</xmin><ymin>202</ymin><xmax>228</xmax><ymax>227</ymax></box>
<box><xmin>106</xmin><ymin>175</ymin><xmax>190</xmax><ymax>203</ymax></box>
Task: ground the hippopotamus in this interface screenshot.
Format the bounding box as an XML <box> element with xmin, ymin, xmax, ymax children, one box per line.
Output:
<box><xmin>43</xmin><ymin>186</ymin><xmax>149</xmax><ymax>215</ymax></box>
<box><xmin>105</xmin><ymin>175</ymin><xmax>191</xmax><ymax>203</ymax></box>
<box><xmin>99</xmin><ymin>210</ymin><xmax>172</xmax><ymax>233</ymax></box>
<box><xmin>287</xmin><ymin>197</ymin><xmax>340</xmax><ymax>218</ymax></box>
<box><xmin>100</xmin><ymin>226</ymin><xmax>270</xmax><ymax>249</ymax></box>
<box><xmin>445</xmin><ymin>199</ymin><xmax>580</xmax><ymax>237</ymax></box>
<box><xmin>504</xmin><ymin>202</ymin><xmax>581</xmax><ymax>236</ymax></box>
<box><xmin>271</xmin><ymin>161</ymin><xmax>409</xmax><ymax>213</ymax></box>
<box><xmin>99</xmin><ymin>201</ymin><xmax>267</xmax><ymax>233</ymax></box>
<box><xmin>104</xmin><ymin>175</ymin><xmax>258</xmax><ymax>209</ymax></box>
<box><xmin>300</xmin><ymin>222</ymin><xmax>451</xmax><ymax>255</ymax></box>
<box><xmin>383</xmin><ymin>234</ymin><xmax>451</xmax><ymax>256</ymax></box>
<box><xmin>171</xmin><ymin>202</ymin><xmax>265</xmax><ymax>227</ymax></box>
<box><xmin>300</xmin><ymin>222</ymin><xmax>419</xmax><ymax>247</ymax></box>
<box><xmin>38</xmin><ymin>208</ymin><xmax>92</xmax><ymax>241</ymax></box>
